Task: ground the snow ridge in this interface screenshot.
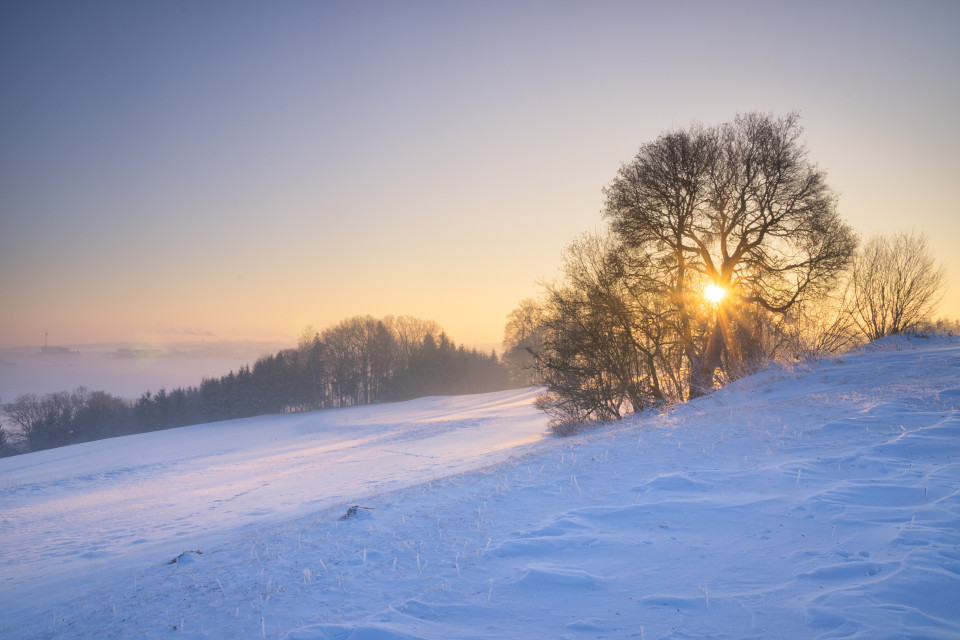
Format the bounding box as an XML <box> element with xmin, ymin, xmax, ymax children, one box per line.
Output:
<box><xmin>1</xmin><ymin>337</ymin><xmax>958</xmax><ymax>639</ymax></box>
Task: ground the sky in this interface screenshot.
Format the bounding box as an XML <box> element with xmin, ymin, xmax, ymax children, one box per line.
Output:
<box><xmin>2</xmin><ymin>0</ymin><xmax>958</xmax><ymax>351</ymax></box>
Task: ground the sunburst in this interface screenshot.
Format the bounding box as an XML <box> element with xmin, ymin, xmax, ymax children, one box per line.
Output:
<box><xmin>703</xmin><ymin>283</ymin><xmax>728</xmax><ymax>305</ymax></box>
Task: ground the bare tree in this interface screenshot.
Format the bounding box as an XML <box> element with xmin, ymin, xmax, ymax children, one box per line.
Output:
<box><xmin>0</xmin><ymin>426</ymin><xmax>11</xmax><ymax>456</ymax></box>
<box><xmin>5</xmin><ymin>390</ymin><xmax>83</xmax><ymax>451</ymax></box>
<box><xmin>604</xmin><ymin>112</ymin><xmax>856</xmax><ymax>396</ymax></box>
<box><xmin>852</xmin><ymin>232</ymin><xmax>947</xmax><ymax>340</ymax></box>
<box><xmin>916</xmin><ymin>317</ymin><xmax>960</xmax><ymax>335</ymax></box>
<box><xmin>0</xmin><ymin>395</ymin><xmax>14</xmax><ymax>456</ymax></box>
<box><xmin>771</xmin><ymin>275</ymin><xmax>862</xmax><ymax>359</ymax></box>
<box><xmin>320</xmin><ymin>316</ymin><xmax>394</xmax><ymax>406</ymax></box>
<box><xmin>383</xmin><ymin>315</ymin><xmax>442</xmax><ymax>363</ymax></box>
<box><xmin>502</xmin><ymin>298</ymin><xmax>548</xmax><ymax>385</ymax></box>
<box><xmin>533</xmin><ymin>232</ymin><xmax>678</xmax><ymax>430</ymax></box>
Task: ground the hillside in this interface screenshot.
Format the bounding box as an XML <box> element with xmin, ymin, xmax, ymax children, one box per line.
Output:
<box><xmin>2</xmin><ymin>336</ymin><xmax>959</xmax><ymax>639</ymax></box>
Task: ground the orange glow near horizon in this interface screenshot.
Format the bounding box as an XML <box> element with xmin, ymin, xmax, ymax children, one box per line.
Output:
<box><xmin>2</xmin><ymin>4</ymin><xmax>959</xmax><ymax>353</ymax></box>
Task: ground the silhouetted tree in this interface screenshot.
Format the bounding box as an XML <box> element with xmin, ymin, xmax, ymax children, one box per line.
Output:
<box><xmin>384</xmin><ymin>316</ymin><xmax>442</xmax><ymax>364</ymax></box>
<box><xmin>0</xmin><ymin>428</ymin><xmax>12</xmax><ymax>456</ymax></box>
<box><xmin>774</xmin><ymin>282</ymin><xmax>861</xmax><ymax>359</ymax></box>
<box><xmin>851</xmin><ymin>232</ymin><xmax>946</xmax><ymax>340</ymax></box>
<box><xmin>534</xmin><ymin>232</ymin><xmax>679</xmax><ymax>429</ymax></box>
<box><xmin>522</xmin><ymin>113</ymin><xmax>859</xmax><ymax>429</ymax></box>
<box><xmin>6</xmin><ymin>391</ymin><xmax>72</xmax><ymax>450</ymax></box>
<box><xmin>604</xmin><ymin>112</ymin><xmax>856</xmax><ymax>397</ymax></box>
<box><xmin>0</xmin><ymin>395</ymin><xmax>9</xmax><ymax>457</ymax></box>
<box><xmin>502</xmin><ymin>299</ymin><xmax>548</xmax><ymax>385</ymax></box>
<box><xmin>71</xmin><ymin>390</ymin><xmax>134</xmax><ymax>441</ymax></box>
<box><xmin>916</xmin><ymin>317</ymin><xmax>960</xmax><ymax>336</ymax></box>
<box><xmin>0</xmin><ymin>404</ymin><xmax>14</xmax><ymax>456</ymax></box>
<box><xmin>6</xmin><ymin>388</ymin><xmax>132</xmax><ymax>452</ymax></box>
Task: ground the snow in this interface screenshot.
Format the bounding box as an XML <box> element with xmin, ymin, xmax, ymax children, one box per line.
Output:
<box><xmin>2</xmin><ymin>335</ymin><xmax>959</xmax><ymax>639</ymax></box>
<box><xmin>0</xmin><ymin>388</ymin><xmax>547</xmax><ymax>625</ymax></box>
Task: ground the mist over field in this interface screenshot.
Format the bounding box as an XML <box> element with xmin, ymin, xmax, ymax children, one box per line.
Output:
<box><xmin>0</xmin><ymin>342</ymin><xmax>291</xmax><ymax>401</ymax></box>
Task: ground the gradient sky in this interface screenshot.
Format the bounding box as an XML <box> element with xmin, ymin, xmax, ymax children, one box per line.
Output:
<box><xmin>2</xmin><ymin>1</ymin><xmax>958</xmax><ymax>350</ymax></box>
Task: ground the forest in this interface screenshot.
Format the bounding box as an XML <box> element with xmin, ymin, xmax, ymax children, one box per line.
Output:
<box><xmin>0</xmin><ymin>315</ymin><xmax>516</xmax><ymax>455</ymax></box>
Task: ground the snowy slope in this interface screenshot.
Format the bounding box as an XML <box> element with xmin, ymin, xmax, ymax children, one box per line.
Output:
<box><xmin>0</xmin><ymin>388</ymin><xmax>549</xmax><ymax>626</ymax></box>
<box><xmin>2</xmin><ymin>336</ymin><xmax>959</xmax><ymax>639</ymax></box>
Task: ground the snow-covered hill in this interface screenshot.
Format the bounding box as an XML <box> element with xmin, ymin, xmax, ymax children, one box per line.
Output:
<box><xmin>2</xmin><ymin>336</ymin><xmax>959</xmax><ymax>639</ymax></box>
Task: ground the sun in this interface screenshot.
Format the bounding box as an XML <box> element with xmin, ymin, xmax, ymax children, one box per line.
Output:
<box><xmin>703</xmin><ymin>283</ymin><xmax>728</xmax><ymax>305</ymax></box>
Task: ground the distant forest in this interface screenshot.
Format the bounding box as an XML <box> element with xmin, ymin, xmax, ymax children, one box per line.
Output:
<box><xmin>0</xmin><ymin>315</ymin><xmax>518</xmax><ymax>456</ymax></box>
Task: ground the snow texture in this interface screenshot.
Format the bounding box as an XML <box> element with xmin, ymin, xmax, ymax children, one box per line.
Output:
<box><xmin>1</xmin><ymin>335</ymin><xmax>959</xmax><ymax>639</ymax></box>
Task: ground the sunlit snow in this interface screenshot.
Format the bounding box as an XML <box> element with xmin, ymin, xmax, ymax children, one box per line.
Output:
<box><xmin>2</xmin><ymin>336</ymin><xmax>959</xmax><ymax>639</ymax></box>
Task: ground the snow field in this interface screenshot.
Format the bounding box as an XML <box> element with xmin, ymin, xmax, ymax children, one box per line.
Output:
<box><xmin>2</xmin><ymin>336</ymin><xmax>959</xmax><ymax>639</ymax></box>
<box><xmin>0</xmin><ymin>388</ymin><xmax>549</xmax><ymax>630</ymax></box>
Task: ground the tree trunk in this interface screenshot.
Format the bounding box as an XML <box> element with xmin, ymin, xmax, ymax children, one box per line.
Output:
<box><xmin>689</xmin><ymin>316</ymin><xmax>724</xmax><ymax>398</ymax></box>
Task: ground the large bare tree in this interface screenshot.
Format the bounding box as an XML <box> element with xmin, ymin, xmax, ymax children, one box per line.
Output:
<box><xmin>604</xmin><ymin>112</ymin><xmax>856</xmax><ymax>396</ymax></box>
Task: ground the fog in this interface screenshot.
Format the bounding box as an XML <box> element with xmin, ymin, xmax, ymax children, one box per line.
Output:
<box><xmin>0</xmin><ymin>342</ymin><xmax>289</xmax><ymax>401</ymax></box>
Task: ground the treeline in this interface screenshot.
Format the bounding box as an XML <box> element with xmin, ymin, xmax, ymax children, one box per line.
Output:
<box><xmin>1</xmin><ymin>388</ymin><xmax>131</xmax><ymax>455</ymax></box>
<box><xmin>0</xmin><ymin>315</ymin><xmax>515</xmax><ymax>456</ymax></box>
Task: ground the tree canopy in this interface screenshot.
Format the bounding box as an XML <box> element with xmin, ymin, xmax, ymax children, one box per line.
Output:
<box><xmin>516</xmin><ymin>112</ymin><xmax>860</xmax><ymax>429</ymax></box>
<box><xmin>603</xmin><ymin>112</ymin><xmax>856</xmax><ymax>396</ymax></box>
